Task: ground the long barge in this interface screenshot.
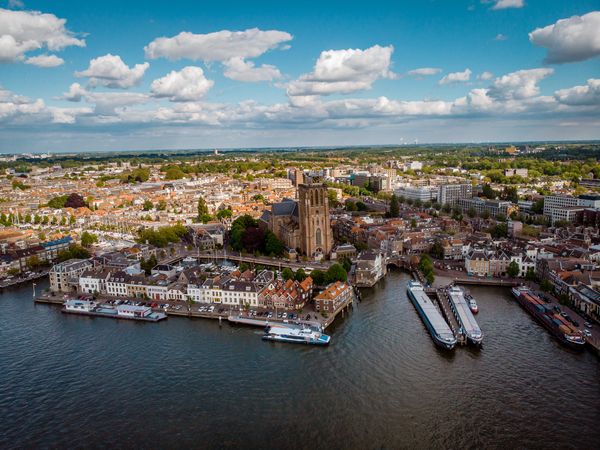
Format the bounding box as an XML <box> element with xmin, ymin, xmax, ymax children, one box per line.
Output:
<box><xmin>511</xmin><ymin>286</ymin><xmax>585</xmax><ymax>349</ymax></box>
<box><xmin>407</xmin><ymin>280</ymin><xmax>457</xmax><ymax>350</ymax></box>
<box><xmin>62</xmin><ymin>299</ymin><xmax>167</xmax><ymax>322</ymax></box>
<box><xmin>447</xmin><ymin>286</ymin><xmax>484</xmax><ymax>346</ymax></box>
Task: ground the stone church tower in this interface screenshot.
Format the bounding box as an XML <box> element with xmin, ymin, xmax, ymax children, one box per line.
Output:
<box><xmin>298</xmin><ymin>182</ymin><xmax>332</xmax><ymax>258</ymax></box>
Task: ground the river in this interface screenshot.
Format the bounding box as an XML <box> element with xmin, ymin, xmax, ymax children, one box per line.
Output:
<box><xmin>1</xmin><ymin>271</ymin><xmax>599</xmax><ymax>449</ymax></box>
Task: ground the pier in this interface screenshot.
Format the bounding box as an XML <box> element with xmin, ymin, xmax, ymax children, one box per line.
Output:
<box><xmin>431</xmin><ymin>289</ymin><xmax>466</xmax><ymax>345</ymax></box>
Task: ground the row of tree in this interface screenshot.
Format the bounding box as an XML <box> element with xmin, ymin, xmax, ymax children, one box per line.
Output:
<box><xmin>229</xmin><ymin>215</ymin><xmax>284</xmax><ymax>257</ymax></box>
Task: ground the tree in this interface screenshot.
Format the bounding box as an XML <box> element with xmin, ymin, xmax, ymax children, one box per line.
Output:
<box><xmin>327</xmin><ymin>189</ymin><xmax>340</xmax><ymax>208</ymax></box>
<box><xmin>325</xmin><ymin>263</ymin><xmax>347</xmax><ymax>283</ymax></box>
<box><xmin>481</xmin><ymin>184</ymin><xmax>497</xmax><ymax>200</ymax></box>
<box><xmin>197</xmin><ymin>197</ymin><xmax>209</xmax><ymax>220</ymax></box>
<box><xmin>64</xmin><ymin>193</ymin><xmax>86</xmax><ymax>209</ymax></box>
<box><xmin>340</xmin><ymin>256</ymin><xmax>352</xmax><ymax>273</ymax></box>
<box><xmin>199</xmin><ymin>213</ymin><xmax>213</xmax><ymax>224</ymax></box>
<box><xmin>490</xmin><ymin>222</ymin><xmax>508</xmax><ymax>238</ymax></box>
<box><xmin>47</xmin><ymin>195</ymin><xmax>69</xmax><ymax>209</ymax></box>
<box><xmin>540</xmin><ymin>279</ymin><xmax>553</xmax><ymax>292</ymax></box>
<box><xmin>467</xmin><ymin>207</ymin><xmax>477</xmax><ymax>218</ymax></box>
<box><xmin>242</xmin><ymin>227</ymin><xmax>264</xmax><ymax>253</ymax></box>
<box><xmin>264</xmin><ymin>230</ymin><xmax>284</xmax><ymax>256</ymax></box>
<box><xmin>430</xmin><ymin>241</ymin><xmax>444</xmax><ymax>259</ymax></box>
<box><xmin>507</xmin><ymin>261</ymin><xmax>520</xmax><ymax>278</ymax></box>
<box><xmin>282</xmin><ymin>267</ymin><xmax>294</xmax><ymax>280</ymax></box>
<box><xmin>216</xmin><ymin>209</ymin><xmax>232</xmax><ymax>220</ymax></box>
<box><xmin>142</xmin><ymin>200</ymin><xmax>153</xmax><ymax>211</ymax></box>
<box><xmin>164</xmin><ymin>167</ymin><xmax>185</xmax><ymax>180</ymax></box>
<box><xmin>57</xmin><ymin>244</ymin><xmax>91</xmax><ymax>262</ymax></box>
<box><xmin>525</xmin><ymin>267</ymin><xmax>537</xmax><ymax>281</ymax></box>
<box><xmin>156</xmin><ymin>200</ymin><xmax>167</xmax><ymax>211</ymax></box>
<box><xmin>81</xmin><ymin>231</ymin><xmax>98</xmax><ymax>247</ymax></box>
<box><xmin>389</xmin><ymin>194</ymin><xmax>400</xmax><ymax>218</ymax></box>
<box><xmin>345</xmin><ymin>200</ymin><xmax>357</xmax><ymax>212</ymax></box>
<box><xmin>26</xmin><ymin>255</ymin><xmax>43</xmax><ymax>270</ymax></box>
<box><xmin>140</xmin><ymin>254</ymin><xmax>157</xmax><ymax>275</ymax></box>
<box><xmin>310</xmin><ymin>269</ymin><xmax>327</xmax><ymax>286</ymax></box>
<box><xmin>294</xmin><ymin>268</ymin><xmax>307</xmax><ymax>281</ymax></box>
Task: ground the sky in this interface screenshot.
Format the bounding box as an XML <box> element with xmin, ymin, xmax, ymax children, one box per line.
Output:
<box><xmin>0</xmin><ymin>0</ymin><xmax>599</xmax><ymax>153</ymax></box>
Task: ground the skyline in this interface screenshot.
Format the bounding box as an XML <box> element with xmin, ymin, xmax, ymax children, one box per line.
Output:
<box><xmin>1</xmin><ymin>0</ymin><xmax>600</xmax><ymax>152</ymax></box>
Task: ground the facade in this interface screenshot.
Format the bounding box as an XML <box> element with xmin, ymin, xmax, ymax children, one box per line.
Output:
<box><xmin>458</xmin><ymin>198</ymin><xmax>511</xmax><ymax>218</ymax></box>
<box><xmin>314</xmin><ymin>281</ymin><xmax>353</xmax><ymax>314</ymax></box>
<box><xmin>298</xmin><ymin>183</ymin><xmax>333</xmax><ymax>258</ymax></box>
<box><xmin>504</xmin><ymin>168</ymin><xmax>528</xmax><ymax>177</ymax></box>
<box><xmin>543</xmin><ymin>194</ymin><xmax>600</xmax><ymax>224</ymax></box>
<box><xmin>49</xmin><ymin>259</ymin><xmax>93</xmax><ymax>293</ymax></box>
<box><xmin>438</xmin><ymin>184</ymin><xmax>472</xmax><ymax>206</ymax></box>
<box><xmin>395</xmin><ymin>186</ymin><xmax>437</xmax><ymax>203</ymax></box>
<box><xmin>354</xmin><ymin>251</ymin><xmax>387</xmax><ymax>287</ymax></box>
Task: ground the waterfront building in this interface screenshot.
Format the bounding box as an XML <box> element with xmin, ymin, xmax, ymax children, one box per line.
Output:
<box><xmin>438</xmin><ymin>184</ymin><xmax>472</xmax><ymax>206</ymax></box>
<box><xmin>258</xmin><ymin>277</ymin><xmax>313</xmax><ymax>310</ymax></box>
<box><xmin>354</xmin><ymin>251</ymin><xmax>387</xmax><ymax>287</ymax></box>
<box><xmin>314</xmin><ymin>281</ymin><xmax>353</xmax><ymax>314</ymax></box>
<box><xmin>79</xmin><ymin>270</ymin><xmax>111</xmax><ymax>294</ymax></box>
<box><xmin>49</xmin><ymin>259</ymin><xmax>93</xmax><ymax>293</ymax></box>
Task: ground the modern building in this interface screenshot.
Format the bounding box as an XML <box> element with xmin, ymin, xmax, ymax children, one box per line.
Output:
<box><xmin>458</xmin><ymin>198</ymin><xmax>511</xmax><ymax>218</ymax></box>
<box><xmin>543</xmin><ymin>194</ymin><xmax>600</xmax><ymax>224</ymax></box>
<box><xmin>395</xmin><ymin>186</ymin><xmax>438</xmax><ymax>203</ymax></box>
<box><xmin>438</xmin><ymin>184</ymin><xmax>472</xmax><ymax>206</ymax></box>
<box><xmin>314</xmin><ymin>281</ymin><xmax>353</xmax><ymax>314</ymax></box>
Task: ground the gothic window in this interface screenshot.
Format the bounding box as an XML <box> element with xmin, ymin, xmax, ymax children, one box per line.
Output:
<box><xmin>316</xmin><ymin>228</ymin><xmax>322</xmax><ymax>246</ymax></box>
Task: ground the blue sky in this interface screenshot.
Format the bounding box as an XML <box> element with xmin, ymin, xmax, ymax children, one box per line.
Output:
<box><xmin>1</xmin><ymin>0</ymin><xmax>599</xmax><ymax>152</ymax></box>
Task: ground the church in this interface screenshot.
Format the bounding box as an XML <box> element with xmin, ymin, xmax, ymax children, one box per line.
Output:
<box><xmin>260</xmin><ymin>182</ymin><xmax>333</xmax><ymax>260</ymax></box>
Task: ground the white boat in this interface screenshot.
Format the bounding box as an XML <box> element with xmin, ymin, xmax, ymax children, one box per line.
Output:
<box><xmin>263</xmin><ymin>325</ymin><xmax>330</xmax><ymax>345</ymax></box>
<box><xmin>466</xmin><ymin>294</ymin><xmax>478</xmax><ymax>314</ymax></box>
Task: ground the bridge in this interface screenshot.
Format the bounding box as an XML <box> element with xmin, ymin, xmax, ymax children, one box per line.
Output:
<box><xmin>451</xmin><ymin>277</ymin><xmax>519</xmax><ymax>287</ymax></box>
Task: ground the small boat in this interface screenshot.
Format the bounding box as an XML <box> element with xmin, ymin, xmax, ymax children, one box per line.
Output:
<box><xmin>263</xmin><ymin>325</ymin><xmax>330</xmax><ymax>345</ymax></box>
<box><xmin>467</xmin><ymin>295</ymin><xmax>478</xmax><ymax>314</ymax></box>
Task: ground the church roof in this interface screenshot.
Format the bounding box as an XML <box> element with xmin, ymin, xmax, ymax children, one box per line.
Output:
<box><xmin>272</xmin><ymin>199</ymin><xmax>298</xmax><ymax>217</ymax></box>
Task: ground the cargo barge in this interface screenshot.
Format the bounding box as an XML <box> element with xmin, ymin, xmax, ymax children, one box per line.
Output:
<box><xmin>62</xmin><ymin>299</ymin><xmax>167</xmax><ymax>322</ymax></box>
<box><xmin>511</xmin><ymin>287</ymin><xmax>584</xmax><ymax>349</ymax></box>
<box><xmin>407</xmin><ymin>280</ymin><xmax>457</xmax><ymax>350</ymax></box>
<box><xmin>447</xmin><ymin>286</ymin><xmax>484</xmax><ymax>346</ymax></box>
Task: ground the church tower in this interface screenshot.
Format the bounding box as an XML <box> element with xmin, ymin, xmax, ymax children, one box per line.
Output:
<box><xmin>298</xmin><ymin>182</ymin><xmax>332</xmax><ymax>258</ymax></box>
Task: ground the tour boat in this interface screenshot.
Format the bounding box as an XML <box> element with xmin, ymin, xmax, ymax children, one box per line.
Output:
<box><xmin>263</xmin><ymin>325</ymin><xmax>330</xmax><ymax>345</ymax></box>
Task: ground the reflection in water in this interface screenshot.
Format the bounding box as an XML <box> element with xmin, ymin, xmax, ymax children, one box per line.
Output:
<box><xmin>1</xmin><ymin>272</ymin><xmax>599</xmax><ymax>449</ymax></box>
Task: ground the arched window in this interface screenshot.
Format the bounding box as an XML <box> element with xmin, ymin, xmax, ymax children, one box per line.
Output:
<box><xmin>316</xmin><ymin>228</ymin><xmax>322</xmax><ymax>246</ymax></box>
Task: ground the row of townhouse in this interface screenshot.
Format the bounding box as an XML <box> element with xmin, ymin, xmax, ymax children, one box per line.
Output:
<box><xmin>69</xmin><ymin>263</ymin><xmax>317</xmax><ymax>311</ymax></box>
<box><xmin>464</xmin><ymin>248</ymin><xmax>536</xmax><ymax>277</ymax></box>
<box><xmin>0</xmin><ymin>236</ymin><xmax>73</xmax><ymax>275</ymax></box>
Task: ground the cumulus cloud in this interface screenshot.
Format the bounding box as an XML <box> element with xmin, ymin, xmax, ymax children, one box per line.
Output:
<box><xmin>223</xmin><ymin>57</ymin><xmax>282</xmax><ymax>82</ymax></box>
<box><xmin>75</xmin><ymin>54</ymin><xmax>149</xmax><ymax>89</ymax></box>
<box><xmin>477</xmin><ymin>71</ymin><xmax>494</xmax><ymax>81</ymax></box>
<box><xmin>487</xmin><ymin>68</ymin><xmax>553</xmax><ymax>100</ymax></box>
<box><xmin>0</xmin><ymin>87</ymin><xmax>44</xmax><ymax>120</ymax></box>
<box><xmin>0</xmin><ymin>7</ymin><xmax>84</xmax><ymax>63</ymax></box>
<box><xmin>145</xmin><ymin>28</ymin><xmax>292</xmax><ymax>61</ymax></box>
<box><xmin>25</xmin><ymin>53</ymin><xmax>63</xmax><ymax>67</ymax></box>
<box><xmin>406</xmin><ymin>67</ymin><xmax>441</xmax><ymax>77</ymax></box>
<box><xmin>61</xmin><ymin>82</ymin><xmax>87</xmax><ymax>102</ymax></box>
<box><xmin>150</xmin><ymin>66</ymin><xmax>214</xmax><ymax>102</ymax></box>
<box><xmin>491</xmin><ymin>0</ymin><xmax>524</xmax><ymax>10</ymax></box>
<box><xmin>439</xmin><ymin>68</ymin><xmax>471</xmax><ymax>85</ymax></box>
<box><xmin>287</xmin><ymin>45</ymin><xmax>395</xmax><ymax>97</ymax></box>
<box><xmin>554</xmin><ymin>79</ymin><xmax>600</xmax><ymax>106</ymax></box>
<box><xmin>529</xmin><ymin>12</ymin><xmax>600</xmax><ymax>64</ymax></box>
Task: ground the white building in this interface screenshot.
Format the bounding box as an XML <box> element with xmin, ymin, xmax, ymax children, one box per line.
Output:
<box><xmin>49</xmin><ymin>259</ymin><xmax>93</xmax><ymax>293</ymax></box>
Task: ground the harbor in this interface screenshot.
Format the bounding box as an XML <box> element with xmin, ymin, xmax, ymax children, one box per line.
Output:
<box><xmin>3</xmin><ymin>273</ymin><xmax>599</xmax><ymax>449</ymax></box>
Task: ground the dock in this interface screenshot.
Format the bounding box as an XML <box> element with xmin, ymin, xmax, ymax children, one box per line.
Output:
<box><xmin>430</xmin><ymin>289</ymin><xmax>466</xmax><ymax>346</ymax></box>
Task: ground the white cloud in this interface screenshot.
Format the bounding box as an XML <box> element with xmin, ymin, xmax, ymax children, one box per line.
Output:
<box><xmin>529</xmin><ymin>11</ymin><xmax>600</xmax><ymax>64</ymax></box>
<box><xmin>487</xmin><ymin>68</ymin><xmax>553</xmax><ymax>100</ymax></box>
<box><xmin>144</xmin><ymin>28</ymin><xmax>292</xmax><ymax>61</ymax></box>
<box><xmin>150</xmin><ymin>66</ymin><xmax>214</xmax><ymax>102</ymax></box>
<box><xmin>491</xmin><ymin>0</ymin><xmax>524</xmax><ymax>10</ymax></box>
<box><xmin>223</xmin><ymin>57</ymin><xmax>282</xmax><ymax>82</ymax></box>
<box><xmin>8</xmin><ymin>0</ymin><xmax>25</xmax><ymax>9</ymax></box>
<box><xmin>0</xmin><ymin>87</ymin><xmax>44</xmax><ymax>120</ymax></box>
<box><xmin>406</xmin><ymin>67</ymin><xmax>441</xmax><ymax>77</ymax></box>
<box><xmin>494</xmin><ymin>33</ymin><xmax>507</xmax><ymax>41</ymax></box>
<box><xmin>477</xmin><ymin>71</ymin><xmax>494</xmax><ymax>81</ymax></box>
<box><xmin>554</xmin><ymin>79</ymin><xmax>600</xmax><ymax>106</ymax></box>
<box><xmin>287</xmin><ymin>45</ymin><xmax>395</xmax><ymax>96</ymax></box>
<box><xmin>86</xmin><ymin>92</ymin><xmax>149</xmax><ymax>115</ymax></box>
<box><xmin>49</xmin><ymin>106</ymin><xmax>93</xmax><ymax>124</ymax></box>
<box><xmin>0</xmin><ymin>7</ymin><xmax>84</xmax><ymax>63</ymax></box>
<box><xmin>439</xmin><ymin>68</ymin><xmax>471</xmax><ymax>85</ymax></box>
<box><xmin>75</xmin><ymin>54</ymin><xmax>149</xmax><ymax>89</ymax></box>
<box><xmin>24</xmin><ymin>53</ymin><xmax>63</xmax><ymax>67</ymax></box>
<box><xmin>61</xmin><ymin>82</ymin><xmax>87</xmax><ymax>102</ymax></box>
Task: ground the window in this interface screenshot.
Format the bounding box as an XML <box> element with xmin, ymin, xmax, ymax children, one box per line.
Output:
<box><xmin>316</xmin><ymin>228</ymin><xmax>322</xmax><ymax>246</ymax></box>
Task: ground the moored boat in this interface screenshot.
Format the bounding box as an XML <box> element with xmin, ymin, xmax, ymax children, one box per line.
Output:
<box><xmin>407</xmin><ymin>280</ymin><xmax>457</xmax><ymax>350</ymax></box>
<box><xmin>63</xmin><ymin>299</ymin><xmax>167</xmax><ymax>322</ymax></box>
<box><xmin>263</xmin><ymin>325</ymin><xmax>330</xmax><ymax>345</ymax></box>
<box><xmin>511</xmin><ymin>286</ymin><xmax>585</xmax><ymax>349</ymax></box>
<box><xmin>447</xmin><ymin>286</ymin><xmax>483</xmax><ymax>346</ymax></box>
<box><xmin>466</xmin><ymin>294</ymin><xmax>478</xmax><ymax>314</ymax></box>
